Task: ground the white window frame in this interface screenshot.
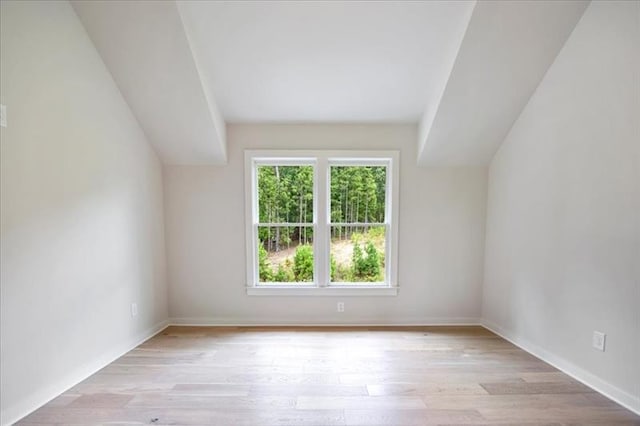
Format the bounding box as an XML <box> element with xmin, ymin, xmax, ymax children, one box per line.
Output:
<box><xmin>245</xmin><ymin>150</ymin><xmax>399</xmax><ymax>296</ymax></box>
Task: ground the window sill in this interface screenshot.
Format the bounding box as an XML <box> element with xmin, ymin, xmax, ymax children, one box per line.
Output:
<box><xmin>246</xmin><ymin>286</ymin><xmax>398</xmax><ymax>296</ymax></box>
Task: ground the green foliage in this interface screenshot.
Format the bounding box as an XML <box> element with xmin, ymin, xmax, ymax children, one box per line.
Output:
<box><xmin>367</xmin><ymin>225</ymin><xmax>385</xmax><ymax>239</ymax></box>
<box><xmin>293</xmin><ymin>244</ymin><xmax>314</xmax><ymax>281</ymax></box>
<box><xmin>333</xmin><ymin>264</ymin><xmax>352</xmax><ymax>282</ymax></box>
<box><xmin>330</xmin><ymin>255</ymin><xmax>336</xmax><ymax>281</ymax></box>
<box><xmin>350</xmin><ymin>239</ymin><xmax>382</xmax><ymax>282</ymax></box>
<box><xmin>363</xmin><ymin>241</ymin><xmax>381</xmax><ymax>280</ymax></box>
<box><xmin>258</xmin><ymin>242</ymin><xmax>273</xmax><ymax>282</ymax></box>
<box><xmin>330</xmin><ymin>253</ymin><xmax>351</xmax><ymax>282</ymax></box>
<box><xmin>257</xmin><ymin>165</ymin><xmax>386</xmax><ymax>245</ymax></box>
<box><xmin>274</xmin><ymin>259</ymin><xmax>295</xmax><ymax>282</ymax></box>
<box><xmin>330</xmin><ymin>166</ymin><xmax>386</xmax><ymax>237</ymax></box>
<box><xmin>351</xmin><ymin>243</ymin><xmax>365</xmax><ymax>277</ymax></box>
<box><xmin>258</xmin><ymin>165</ymin><xmax>314</xmax><ymax>247</ymax></box>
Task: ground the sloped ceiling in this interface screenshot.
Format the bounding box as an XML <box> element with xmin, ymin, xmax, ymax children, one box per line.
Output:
<box><xmin>418</xmin><ymin>0</ymin><xmax>589</xmax><ymax>166</ymax></box>
<box><xmin>72</xmin><ymin>0</ymin><xmax>588</xmax><ymax>166</ymax></box>
<box><xmin>72</xmin><ymin>0</ymin><xmax>226</xmax><ymax>165</ymax></box>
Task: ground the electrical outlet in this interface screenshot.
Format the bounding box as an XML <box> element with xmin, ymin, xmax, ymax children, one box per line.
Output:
<box><xmin>131</xmin><ymin>302</ymin><xmax>138</xmax><ymax>317</ymax></box>
<box><xmin>592</xmin><ymin>331</ymin><xmax>606</xmax><ymax>351</ymax></box>
<box><xmin>337</xmin><ymin>302</ymin><xmax>345</xmax><ymax>313</ymax></box>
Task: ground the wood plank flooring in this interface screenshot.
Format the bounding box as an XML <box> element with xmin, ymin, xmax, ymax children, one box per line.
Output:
<box><xmin>17</xmin><ymin>326</ymin><xmax>640</xmax><ymax>425</ymax></box>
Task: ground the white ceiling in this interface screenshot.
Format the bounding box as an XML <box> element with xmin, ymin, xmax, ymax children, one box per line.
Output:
<box><xmin>72</xmin><ymin>0</ymin><xmax>588</xmax><ymax>166</ymax></box>
<box><xmin>177</xmin><ymin>1</ymin><xmax>474</xmax><ymax>123</ymax></box>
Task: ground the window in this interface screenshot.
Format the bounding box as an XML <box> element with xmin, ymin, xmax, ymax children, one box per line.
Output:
<box><xmin>245</xmin><ymin>150</ymin><xmax>398</xmax><ymax>296</ymax></box>
<box><xmin>329</xmin><ymin>162</ymin><xmax>388</xmax><ymax>284</ymax></box>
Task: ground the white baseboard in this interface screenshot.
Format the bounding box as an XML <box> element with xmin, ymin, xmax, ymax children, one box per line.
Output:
<box><xmin>481</xmin><ymin>319</ymin><xmax>640</xmax><ymax>416</ymax></box>
<box><xmin>168</xmin><ymin>316</ymin><xmax>481</xmax><ymax>327</ymax></box>
<box><xmin>1</xmin><ymin>319</ymin><xmax>169</xmax><ymax>426</ymax></box>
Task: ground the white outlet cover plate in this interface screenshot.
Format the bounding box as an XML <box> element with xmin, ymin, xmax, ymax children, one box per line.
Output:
<box><xmin>0</xmin><ymin>104</ymin><xmax>6</xmax><ymax>128</ymax></box>
<box><xmin>592</xmin><ymin>331</ymin><xmax>606</xmax><ymax>351</ymax></box>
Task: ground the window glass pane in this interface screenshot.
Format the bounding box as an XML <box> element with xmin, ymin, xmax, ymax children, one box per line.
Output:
<box><xmin>258</xmin><ymin>165</ymin><xmax>313</xmax><ymax>224</ymax></box>
<box><xmin>330</xmin><ymin>225</ymin><xmax>385</xmax><ymax>283</ymax></box>
<box><xmin>330</xmin><ymin>165</ymin><xmax>386</xmax><ymax>224</ymax></box>
<box><xmin>258</xmin><ymin>226</ymin><xmax>314</xmax><ymax>283</ymax></box>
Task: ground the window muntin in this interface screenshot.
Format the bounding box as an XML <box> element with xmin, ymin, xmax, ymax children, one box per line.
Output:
<box><xmin>246</xmin><ymin>151</ymin><xmax>398</xmax><ymax>292</ymax></box>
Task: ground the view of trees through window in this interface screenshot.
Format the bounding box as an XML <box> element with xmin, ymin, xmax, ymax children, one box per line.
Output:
<box><xmin>257</xmin><ymin>164</ymin><xmax>387</xmax><ymax>284</ymax></box>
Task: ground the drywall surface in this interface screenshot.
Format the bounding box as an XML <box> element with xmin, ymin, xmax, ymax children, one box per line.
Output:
<box><xmin>164</xmin><ymin>124</ymin><xmax>487</xmax><ymax>324</ymax></box>
<box><xmin>483</xmin><ymin>1</ymin><xmax>639</xmax><ymax>412</ymax></box>
<box><xmin>0</xmin><ymin>2</ymin><xmax>168</xmax><ymax>424</ymax></box>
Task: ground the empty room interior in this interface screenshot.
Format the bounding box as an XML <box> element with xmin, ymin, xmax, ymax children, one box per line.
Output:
<box><xmin>1</xmin><ymin>0</ymin><xmax>639</xmax><ymax>425</ymax></box>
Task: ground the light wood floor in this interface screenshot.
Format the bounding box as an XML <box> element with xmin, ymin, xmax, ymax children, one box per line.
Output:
<box><xmin>18</xmin><ymin>326</ymin><xmax>640</xmax><ymax>425</ymax></box>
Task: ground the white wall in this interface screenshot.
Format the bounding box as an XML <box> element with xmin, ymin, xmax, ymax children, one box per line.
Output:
<box><xmin>483</xmin><ymin>0</ymin><xmax>640</xmax><ymax>413</ymax></box>
<box><xmin>164</xmin><ymin>124</ymin><xmax>487</xmax><ymax>325</ymax></box>
<box><xmin>0</xmin><ymin>2</ymin><xmax>168</xmax><ymax>424</ymax></box>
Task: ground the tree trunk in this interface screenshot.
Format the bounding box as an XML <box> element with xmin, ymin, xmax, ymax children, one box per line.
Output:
<box><xmin>299</xmin><ymin>192</ymin><xmax>303</xmax><ymax>245</ymax></box>
<box><xmin>303</xmin><ymin>202</ymin><xmax>307</xmax><ymax>244</ymax></box>
<box><xmin>365</xmin><ymin>199</ymin><xmax>369</xmax><ymax>232</ymax></box>
<box><xmin>344</xmin><ymin>187</ymin><xmax>349</xmax><ymax>239</ymax></box>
